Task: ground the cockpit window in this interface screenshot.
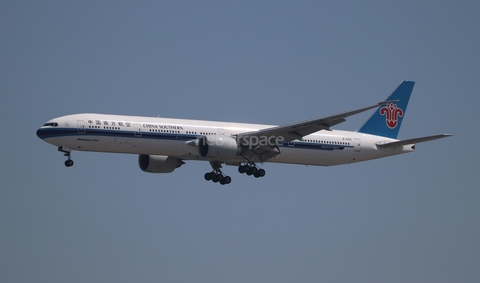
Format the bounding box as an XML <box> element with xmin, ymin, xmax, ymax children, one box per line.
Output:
<box><xmin>43</xmin><ymin>122</ymin><xmax>59</xmax><ymax>127</ymax></box>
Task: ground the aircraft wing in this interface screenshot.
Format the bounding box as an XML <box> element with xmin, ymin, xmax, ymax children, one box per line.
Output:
<box><xmin>237</xmin><ymin>101</ymin><xmax>392</xmax><ymax>144</ymax></box>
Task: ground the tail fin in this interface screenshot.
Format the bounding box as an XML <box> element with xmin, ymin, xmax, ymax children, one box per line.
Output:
<box><xmin>358</xmin><ymin>80</ymin><xmax>415</xmax><ymax>139</ymax></box>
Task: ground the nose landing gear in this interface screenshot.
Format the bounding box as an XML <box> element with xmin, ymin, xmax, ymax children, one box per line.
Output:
<box><xmin>58</xmin><ymin>146</ymin><xmax>74</xmax><ymax>167</ymax></box>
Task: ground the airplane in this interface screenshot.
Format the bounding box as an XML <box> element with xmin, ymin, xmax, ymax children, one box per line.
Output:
<box><xmin>36</xmin><ymin>81</ymin><xmax>451</xmax><ymax>185</ymax></box>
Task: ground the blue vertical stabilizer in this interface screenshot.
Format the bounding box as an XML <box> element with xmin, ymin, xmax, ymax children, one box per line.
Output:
<box><xmin>358</xmin><ymin>81</ymin><xmax>415</xmax><ymax>139</ymax></box>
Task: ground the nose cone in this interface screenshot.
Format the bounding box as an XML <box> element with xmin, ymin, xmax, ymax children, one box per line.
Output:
<box><xmin>36</xmin><ymin>128</ymin><xmax>47</xmax><ymax>139</ymax></box>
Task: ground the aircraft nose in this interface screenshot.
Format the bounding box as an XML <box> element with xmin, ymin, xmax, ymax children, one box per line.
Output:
<box><xmin>36</xmin><ymin>128</ymin><xmax>46</xmax><ymax>139</ymax></box>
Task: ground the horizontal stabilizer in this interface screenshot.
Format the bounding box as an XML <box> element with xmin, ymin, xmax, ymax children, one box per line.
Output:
<box><xmin>376</xmin><ymin>134</ymin><xmax>452</xmax><ymax>148</ymax></box>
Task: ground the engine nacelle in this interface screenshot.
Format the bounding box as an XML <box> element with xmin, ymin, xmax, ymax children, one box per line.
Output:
<box><xmin>198</xmin><ymin>135</ymin><xmax>240</xmax><ymax>160</ymax></box>
<box><xmin>138</xmin><ymin>155</ymin><xmax>184</xmax><ymax>173</ymax></box>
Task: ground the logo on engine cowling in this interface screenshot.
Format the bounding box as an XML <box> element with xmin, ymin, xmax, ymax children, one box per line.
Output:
<box><xmin>380</xmin><ymin>103</ymin><xmax>403</xmax><ymax>129</ymax></box>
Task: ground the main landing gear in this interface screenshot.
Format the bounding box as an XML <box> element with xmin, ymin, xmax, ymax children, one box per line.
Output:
<box><xmin>58</xmin><ymin>146</ymin><xmax>74</xmax><ymax>167</ymax></box>
<box><xmin>238</xmin><ymin>163</ymin><xmax>266</xmax><ymax>178</ymax></box>
<box><xmin>204</xmin><ymin>160</ymin><xmax>266</xmax><ymax>185</ymax></box>
<box><xmin>204</xmin><ymin>170</ymin><xmax>232</xmax><ymax>185</ymax></box>
<box><xmin>204</xmin><ymin>161</ymin><xmax>232</xmax><ymax>185</ymax></box>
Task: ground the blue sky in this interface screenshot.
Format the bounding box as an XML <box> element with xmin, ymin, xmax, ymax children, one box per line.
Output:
<box><xmin>1</xmin><ymin>1</ymin><xmax>479</xmax><ymax>282</ymax></box>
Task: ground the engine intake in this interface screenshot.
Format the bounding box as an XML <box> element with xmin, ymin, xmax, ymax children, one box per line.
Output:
<box><xmin>198</xmin><ymin>135</ymin><xmax>240</xmax><ymax>160</ymax></box>
<box><xmin>138</xmin><ymin>155</ymin><xmax>184</xmax><ymax>173</ymax></box>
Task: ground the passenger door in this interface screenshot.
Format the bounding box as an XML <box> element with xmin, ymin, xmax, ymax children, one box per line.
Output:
<box><xmin>77</xmin><ymin>120</ymin><xmax>86</xmax><ymax>134</ymax></box>
<box><xmin>354</xmin><ymin>138</ymin><xmax>361</xmax><ymax>152</ymax></box>
<box><xmin>134</xmin><ymin>123</ymin><xmax>142</xmax><ymax>137</ymax></box>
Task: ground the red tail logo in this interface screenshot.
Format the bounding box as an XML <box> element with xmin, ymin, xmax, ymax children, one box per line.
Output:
<box><xmin>380</xmin><ymin>103</ymin><xmax>403</xmax><ymax>129</ymax></box>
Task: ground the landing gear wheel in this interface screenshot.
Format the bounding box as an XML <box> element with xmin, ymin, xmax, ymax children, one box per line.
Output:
<box><xmin>238</xmin><ymin>165</ymin><xmax>246</xmax><ymax>174</ymax></box>
<box><xmin>64</xmin><ymin>159</ymin><xmax>74</xmax><ymax>167</ymax></box>
<box><xmin>220</xmin><ymin>175</ymin><xmax>232</xmax><ymax>185</ymax></box>
<box><xmin>204</xmin><ymin>172</ymin><xmax>212</xmax><ymax>181</ymax></box>
<box><xmin>258</xmin><ymin>169</ymin><xmax>266</xmax><ymax>177</ymax></box>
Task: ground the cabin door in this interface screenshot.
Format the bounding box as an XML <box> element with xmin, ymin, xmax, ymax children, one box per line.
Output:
<box><xmin>354</xmin><ymin>138</ymin><xmax>361</xmax><ymax>152</ymax></box>
<box><xmin>77</xmin><ymin>120</ymin><xmax>86</xmax><ymax>134</ymax></box>
<box><xmin>134</xmin><ymin>123</ymin><xmax>142</xmax><ymax>137</ymax></box>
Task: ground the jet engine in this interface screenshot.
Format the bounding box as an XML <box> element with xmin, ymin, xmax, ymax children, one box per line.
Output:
<box><xmin>138</xmin><ymin>155</ymin><xmax>184</xmax><ymax>173</ymax></box>
<box><xmin>198</xmin><ymin>136</ymin><xmax>240</xmax><ymax>160</ymax></box>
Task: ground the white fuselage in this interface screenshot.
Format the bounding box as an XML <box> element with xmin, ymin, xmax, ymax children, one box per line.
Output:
<box><xmin>37</xmin><ymin>113</ymin><xmax>414</xmax><ymax>167</ymax></box>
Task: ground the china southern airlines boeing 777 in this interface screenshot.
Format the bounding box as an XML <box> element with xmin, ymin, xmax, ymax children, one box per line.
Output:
<box><xmin>37</xmin><ymin>81</ymin><xmax>451</xmax><ymax>185</ymax></box>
